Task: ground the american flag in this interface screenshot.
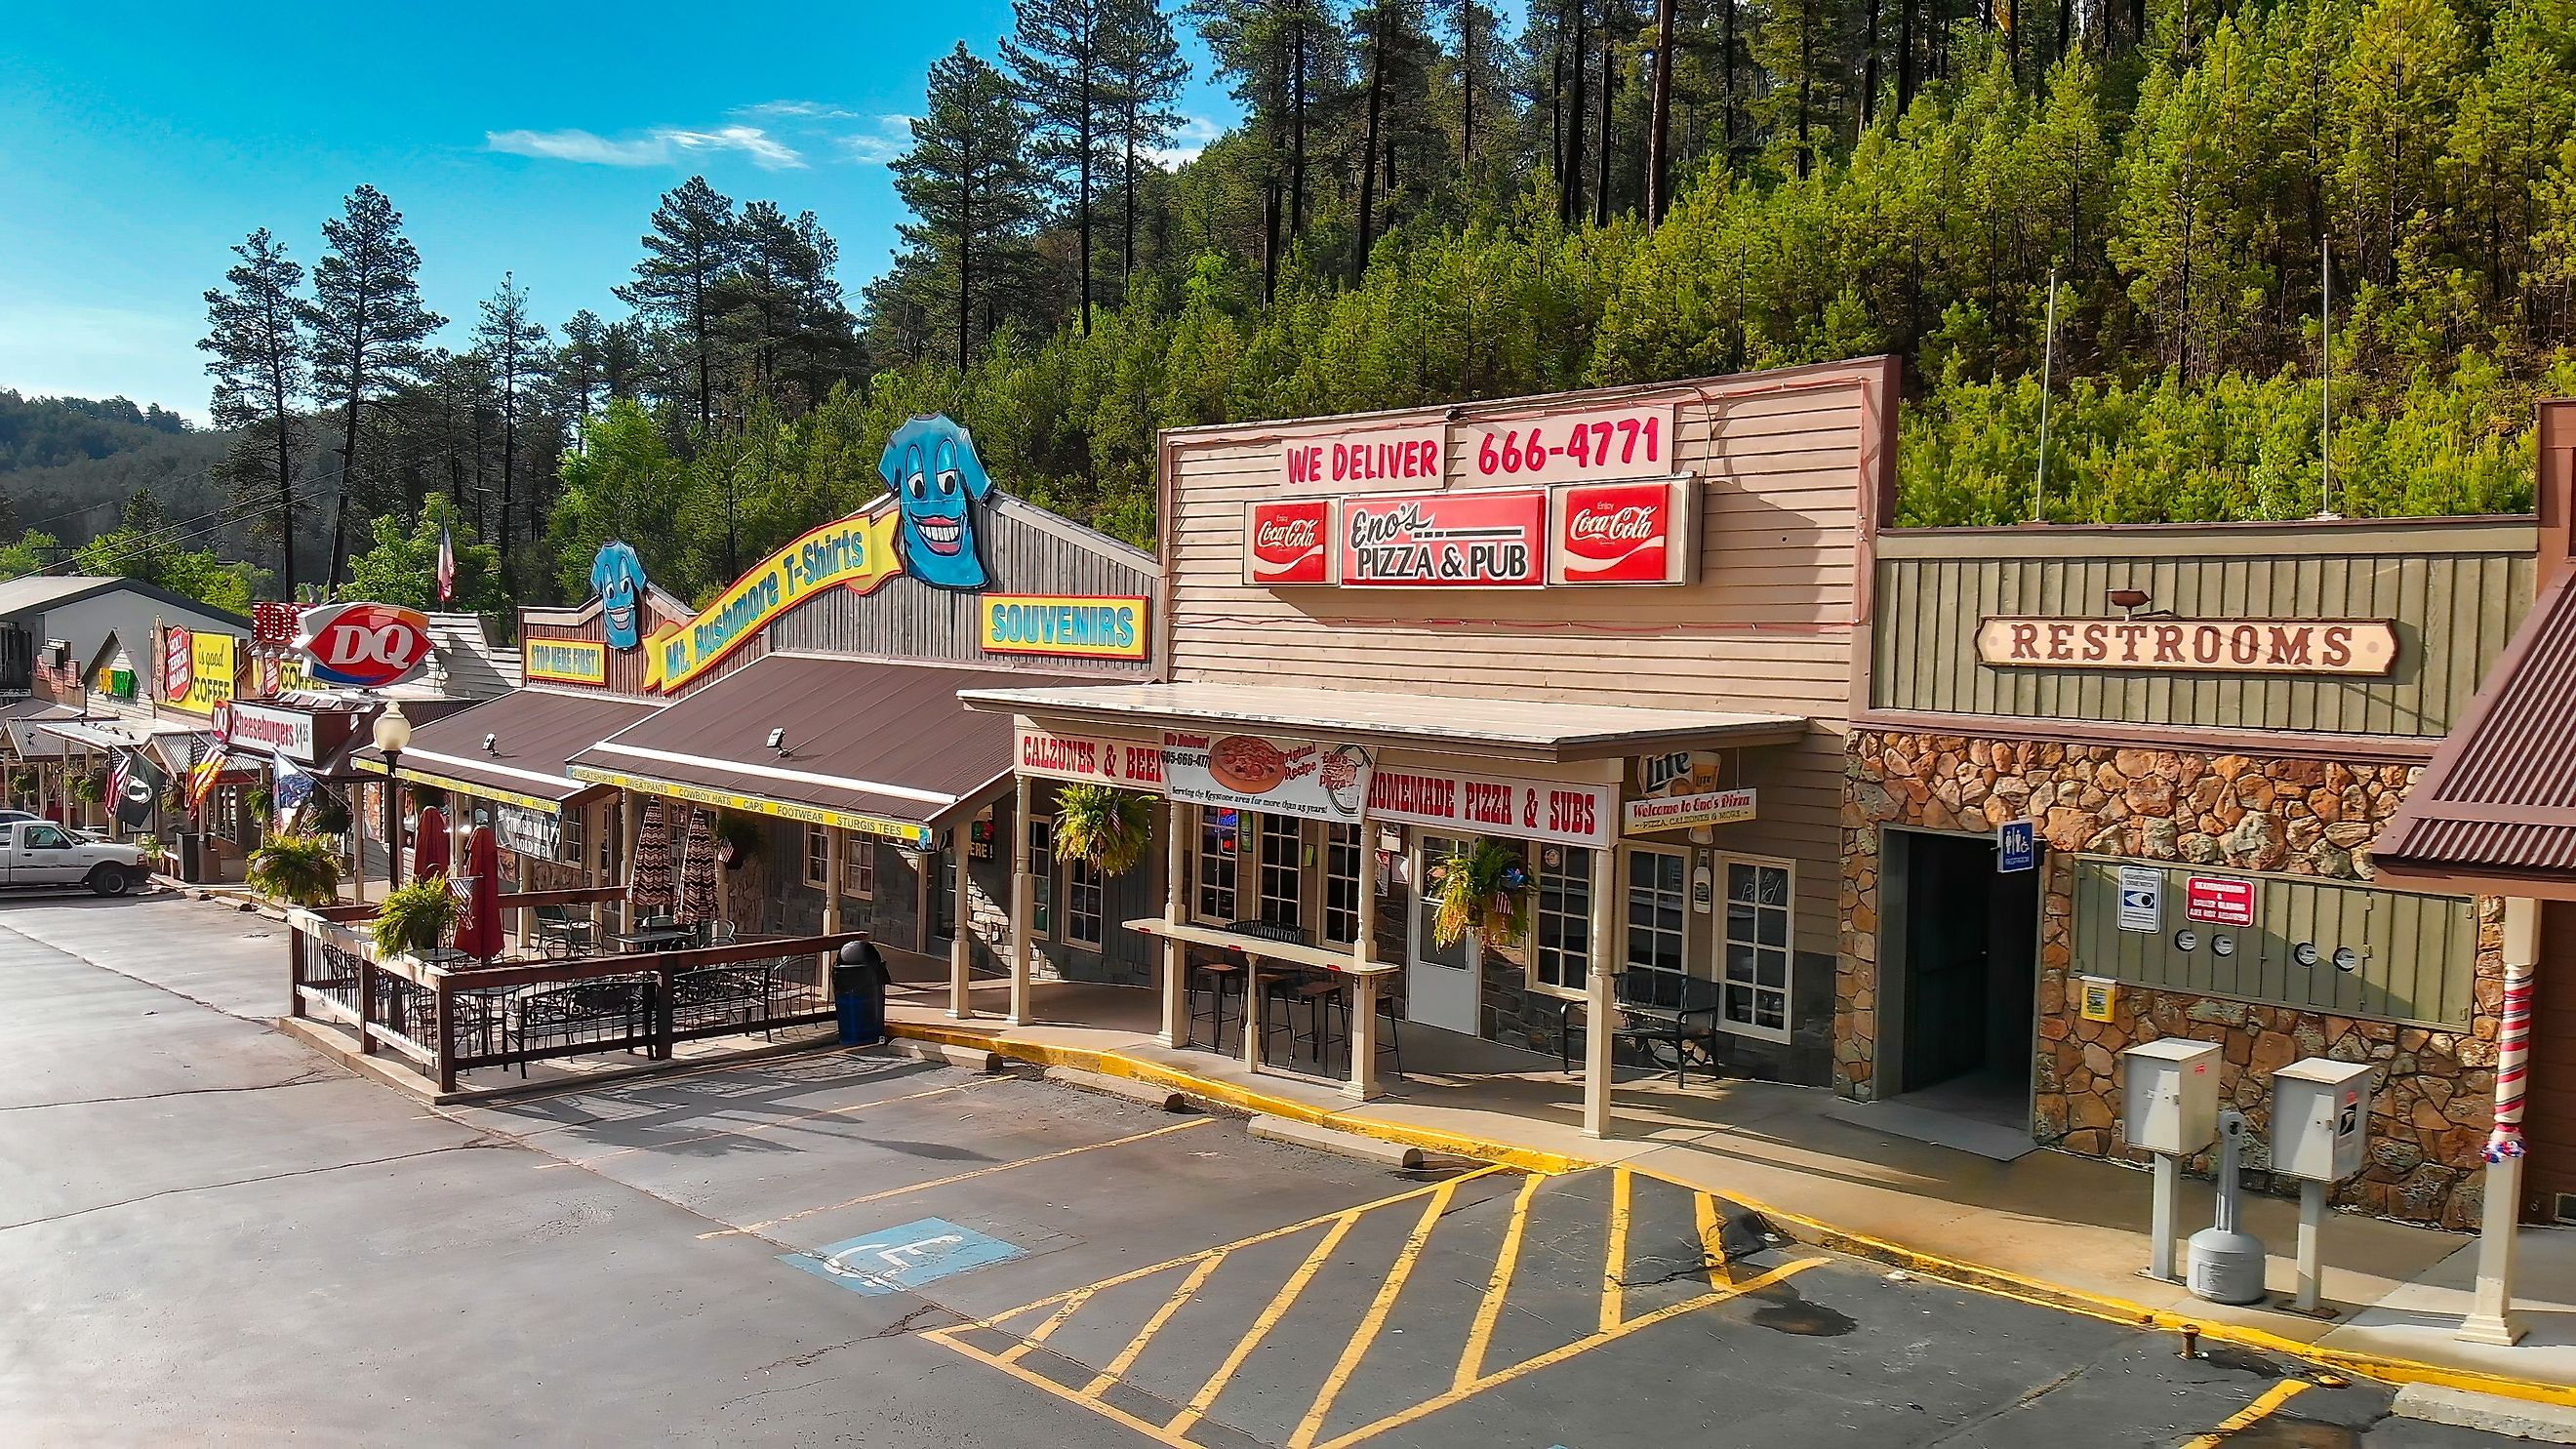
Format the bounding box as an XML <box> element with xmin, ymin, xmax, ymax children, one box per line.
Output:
<box><xmin>435</xmin><ymin>518</ymin><xmax>457</xmax><ymax>604</ymax></box>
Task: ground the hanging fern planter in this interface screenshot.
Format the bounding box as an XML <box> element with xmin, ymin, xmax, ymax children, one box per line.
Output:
<box><xmin>1427</xmin><ymin>837</ymin><xmax>1532</xmax><ymax>950</ymax></box>
<box><xmin>372</xmin><ymin>877</ymin><xmax>462</xmax><ymax>960</ymax></box>
<box><xmin>1051</xmin><ymin>784</ymin><xmax>1154</xmax><ymax>875</ymax></box>
<box><xmin>248</xmin><ymin>833</ymin><xmax>343</xmax><ymax>907</ymax></box>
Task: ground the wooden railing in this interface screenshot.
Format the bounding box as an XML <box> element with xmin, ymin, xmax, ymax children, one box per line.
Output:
<box><xmin>287</xmin><ymin>894</ymin><xmax>865</xmax><ymax>1093</ymax></box>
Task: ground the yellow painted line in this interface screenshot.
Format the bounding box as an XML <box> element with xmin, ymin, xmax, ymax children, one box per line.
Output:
<box><xmin>541</xmin><ymin>1078</ymin><xmax>992</xmax><ymax>1167</ymax></box>
<box><xmin>1455</xmin><ymin>1174</ymin><xmax>1542</xmax><ymax>1391</ymax></box>
<box><xmin>2182</xmin><ymin>1380</ymin><xmax>2310</xmax><ymax>1449</ymax></box>
<box><xmin>972</xmin><ymin>1166</ymin><xmax>1509</xmax><ymax>1331</ymax></box>
<box><xmin>1314</xmin><ymin>1256</ymin><xmax>1831</xmax><ymax>1449</ymax></box>
<box><xmin>1002</xmin><ymin>1286</ymin><xmax>1102</xmax><ymax>1365</ymax></box>
<box><xmin>926</xmin><ymin>1329</ymin><xmax>1202</xmax><ymax>1449</ymax></box>
<box><xmin>1166</xmin><ymin>1213</ymin><xmax>1361</xmax><ymax>1438</ymax></box>
<box><xmin>1695</xmin><ymin>1191</ymin><xmax>1729</xmax><ymax>1288</ymax></box>
<box><xmin>1600</xmin><ymin>1167</ymin><xmax>1632</xmax><ymax>1333</ymax></box>
<box><xmin>701</xmin><ymin>1118</ymin><xmax>1213</xmax><ymax>1238</ymax></box>
<box><xmin>1082</xmin><ymin>1251</ymin><xmax>1232</xmax><ymax>1396</ymax></box>
<box><xmin>1290</xmin><ymin>1181</ymin><xmax>1459</xmax><ymax>1449</ymax></box>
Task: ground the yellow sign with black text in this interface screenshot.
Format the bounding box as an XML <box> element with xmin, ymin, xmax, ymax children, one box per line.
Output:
<box><xmin>978</xmin><ymin>594</ymin><xmax>1147</xmax><ymax>661</ymax></box>
<box><xmin>524</xmin><ymin>638</ymin><xmax>608</xmax><ymax>685</ymax></box>
<box><xmin>643</xmin><ymin>511</ymin><xmax>901</xmax><ymax>694</ymax></box>
<box><xmin>565</xmin><ymin>764</ymin><xmax>934</xmax><ymax>848</ymax></box>
<box><xmin>170</xmin><ymin>633</ymin><xmax>237</xmax><ymax>716</ymax></box>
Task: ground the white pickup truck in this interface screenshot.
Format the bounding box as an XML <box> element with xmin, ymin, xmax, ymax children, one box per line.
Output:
<box><xmin>0</xmin><ymin>820</ymin><xmax>153</xmax><ymax>896</ymax></box>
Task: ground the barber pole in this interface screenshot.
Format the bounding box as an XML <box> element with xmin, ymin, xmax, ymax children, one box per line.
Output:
<box><xmin>2486</xmin><ymin>957</ymin><xmax>2534</xmax><ymax>1162</ymax></box>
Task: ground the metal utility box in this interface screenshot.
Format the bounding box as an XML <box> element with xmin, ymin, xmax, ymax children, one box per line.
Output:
<box><xmin>2122</xmin><ymin>1039</ymin><xmax>2222</xmax><ymax>1155</ymax></box>
<box><xmin>2271</xmin><ymin>1058</ymin><xmax>2377</xmax><ymax>1182</ymax></box>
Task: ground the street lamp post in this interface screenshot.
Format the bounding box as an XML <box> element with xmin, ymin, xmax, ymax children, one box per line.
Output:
<box><xmin>373</xmin><ymin>702</ymin><xmax>413</xmax><ymax>891</ymax></box>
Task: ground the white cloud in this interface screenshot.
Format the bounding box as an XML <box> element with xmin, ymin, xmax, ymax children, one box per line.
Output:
<box><xmin>1147</xmin><ymin>117</ymin><xmax>1225</xmax><ymax>169</ymax></box>
<box><xmin>486</xmin><ymin>123</ymin><xmax>807</xmax><ymax>171</ymax></box>
<box><xmin>836</xmin><ymin>115</ymin><xmax>916</xmax><ymax>166</ymax></box>
<box><xmin>734</xmin><ymin>100</ymin><xmax>865</xmax><ymax>122</ymax></box>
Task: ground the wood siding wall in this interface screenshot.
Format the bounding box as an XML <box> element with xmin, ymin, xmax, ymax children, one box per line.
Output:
<box><xmin>1160</xmin><ymin>357</ymin><xmax>1897</xmax><ymax>954</ymax></box>
<box><xmin>1871</xmin><ymin>521</ymin><xmax>2539</xmax><ymax>738</ymax></box>
<box><xmin>767</xmin><ymin>502</ymin><xmax>1156</xmax><ymax>677</ymax></box>
<box><xmin>520</xmin><ymin>599</ymin><xmax>674</xmax><ymax>701</ymax></box>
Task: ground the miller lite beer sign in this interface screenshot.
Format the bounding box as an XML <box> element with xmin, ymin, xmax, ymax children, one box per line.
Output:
<box><xmin>1550</xmin><ymin>477</ymin><xmax>1696</xmax><ymax>585</ymax></box>
<box><xmin>294</xmin><ymin>602</ymin><xmax>436</xmax><ymax>689</ymax></box>
<box><xmin>1244</xmin><ymin>499</ymin><xmax>1336</xmax><ymax>585</ymax></box>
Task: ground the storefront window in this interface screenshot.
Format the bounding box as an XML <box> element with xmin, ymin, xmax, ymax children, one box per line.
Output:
<box><xmin>1257</xmin><ymin>813</ymin><xmax>1302</xmax><ymax>929</ymax></box>
<box><xmin>558</xmin><ymin>811</ymin><xmax>585</xmax><ymax>868</ymax></box>
<box><xmin>1624</xmin><ymin>847</ymin><xmax>1687</xmax><ymax>988</ymax></box>
<box><xmin>1721</xmin><ymin>859</ymin><xmax>1793</xmax><ymax>1040</ymax></box>
<box><xmin>804</xmin><ymin>825</ymin><xmax>831</xmax><ymax>888</ymax></box>
<box><xmin>1026</xmin><ymin>817</ymin><xmax>1054</xmax><ymax>935</ymax></box>
<box><xmin>842</xmin><ymin>830</ymin><xmax>874</xmax><ymax>899</ymax></box>
<box><xmin>1534</xmin><ymin>845</ymin><xmax>1593</xmax><ymax>995</ymax></box>
<box><xmin>1322</xmin><ymin>823</ymin><xmax>1362</xmax><ymax>946</ymax></box>
<box><xmin>1067</xmin><ymin>856</ymin><xmax>1104</xmax><ymax>947</ymax></box>
<box><xmin>1196</xmin><ymin>808</ymin><xmax>1238</xmax><ymax>921</ymax></box>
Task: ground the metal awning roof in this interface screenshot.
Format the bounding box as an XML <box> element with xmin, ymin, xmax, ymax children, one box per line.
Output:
<box><xmin>567</xmin><ymin>654</ymin><xmax>1079</xmax><ymax>845</ymax></box>
<box><xmin>2377</xmin><ymin>567</ymin><xmax>2576</xmax><ymax>897</ymax></box>
<box><xmin>958</xmin><ymin>681</ymin><xmax>1810</xmax><ymax>763</ymax></box>
<box><xmin>351</xmin><ymin>687</ymin><xmax>661</xmax><ymax>809</ymax></box>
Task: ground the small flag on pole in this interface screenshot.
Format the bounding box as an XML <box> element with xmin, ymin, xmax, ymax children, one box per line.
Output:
<box><xmin>435</xmin><ymin>517</ymin><xmax>457</xmax><ymax>604</ymax></box>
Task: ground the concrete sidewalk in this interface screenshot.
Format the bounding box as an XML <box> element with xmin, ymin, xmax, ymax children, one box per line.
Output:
<box><xmin>882</xmin><ymin>979</ymin><xmax>2576</xmax><ymax>1408</ymax></box>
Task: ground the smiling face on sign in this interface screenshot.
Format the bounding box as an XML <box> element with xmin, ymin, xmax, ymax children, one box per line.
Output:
<box><xmin>879</xmin><ymin>415</ymin><xmax>994</xmax><ymax>592</ymax></box>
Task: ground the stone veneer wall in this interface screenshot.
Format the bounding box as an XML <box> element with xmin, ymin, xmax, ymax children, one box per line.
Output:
<box><xmin>1838</xmin><ymin>730</ymin><xmax>2506</xmax><ymax>1228</ymax></box>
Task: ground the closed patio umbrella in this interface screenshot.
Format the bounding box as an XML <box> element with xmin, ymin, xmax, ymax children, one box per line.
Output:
<box><xmin>628</xmin><ymin>796</ymin><xmax>673</xmax><ymax>912</ymax></box>
<box><xmin>451</xmin><ymin>825</ymin><xmax>505</xmax><ymax>961</ymax></box>
<box><xmin>676</xmin><ymin>807</ymin><xmax>718</xmax><ymax>926</ymax></box>
<box><xmin>413</xmin><ymin>804</ymin><xmax>452</xmax><ymax>880</ymax></box>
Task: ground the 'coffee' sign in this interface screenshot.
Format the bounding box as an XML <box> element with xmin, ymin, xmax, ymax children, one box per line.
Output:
<box><xmin>1975</xmin><ymin>617</ymin><xmax>2399</xmax><ymax>676</ymax></box>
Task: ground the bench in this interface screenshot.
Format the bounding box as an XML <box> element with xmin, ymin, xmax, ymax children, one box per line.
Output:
<box><xmin>1559</xmin><ymin>969</ymin><xmax>1726</xmax><ymax>1087</ymax></box>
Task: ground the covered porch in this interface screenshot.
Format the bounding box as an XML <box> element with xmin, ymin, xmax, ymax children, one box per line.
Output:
<box><xmin>956</xmin><ymin>678</ymin><xmax>1814</xmax><ymax>1137</ymax></box>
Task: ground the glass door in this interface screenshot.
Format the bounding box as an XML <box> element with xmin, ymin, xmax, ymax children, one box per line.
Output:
<box><xmin>1407</xmin><ymin>833</ymin><xmax>1482</xmax><ymax>1033</ymax></box>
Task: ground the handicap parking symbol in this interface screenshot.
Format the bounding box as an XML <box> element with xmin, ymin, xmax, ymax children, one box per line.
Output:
<box><xmin>779</xmin><ymin>1217</ymin><xmax>1025</xmax><ymax>1296</ymax></box>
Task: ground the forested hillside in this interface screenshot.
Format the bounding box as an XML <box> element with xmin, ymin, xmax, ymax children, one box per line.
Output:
<box><xmin>11</xmin><ymin>0</ymin><xmax>2570</xmax><ymax>610</ymax></box>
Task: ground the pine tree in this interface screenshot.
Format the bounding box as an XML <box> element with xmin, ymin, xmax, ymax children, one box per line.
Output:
<box><xmin>556</xmin><ymin>310</ymin><xmax>612</xmax><ymax>423</ymax></box>
<box><xmin>472</xmin><ymin>273</ymin><xmax>549</xmax><ymax>561</ymax></box>
<box><xmin>893</xmin><ymin>44</ymin><xmax>1041</xmax><ymax>371</ymax></box>
<box><xmin>304</xmin><ymin>185</ymin><xmax>443</xmax><ymax>592</ymax></box>
<box><xmin>615</xmin><ymin>177</ymin><xmax>741</xmax><ymax>434</ymax></box>
<box><xmin>1006</xmin><ymin>0</ymin><xmax>1122</xmax><ymax>333</ymax></box>
<box><xmin>1102</xmin><ymin>0</ymin><xmax>1189</xmax><ymax>289</ymax></box>
<box><xmin>199</xmin><ymin>228</ymin><xmax>309</xmax><ymax>592</ymax></box>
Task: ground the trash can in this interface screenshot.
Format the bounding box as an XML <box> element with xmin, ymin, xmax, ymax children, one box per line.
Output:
<box><xmin>834</xmin><ymin>941</ymin><xmax>891</xmax><ymax>1046</ymax></box>
<box><xmin>174</xmin><ymin>832</ymin><xmax>207</xmax><ymax>884</ymax></box>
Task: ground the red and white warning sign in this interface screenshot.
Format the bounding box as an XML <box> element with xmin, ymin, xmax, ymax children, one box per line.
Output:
<box><xmin>2184</xmin><ymin>875</ymin><xmax>2258</xmax><ymax>928</ymax></box>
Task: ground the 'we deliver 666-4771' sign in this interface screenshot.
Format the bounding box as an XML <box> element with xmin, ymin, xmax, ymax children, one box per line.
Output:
<box><xmin>294</xmin><ymin>602</ymin><xmax>436</xmax><ymax>688</ymax></box>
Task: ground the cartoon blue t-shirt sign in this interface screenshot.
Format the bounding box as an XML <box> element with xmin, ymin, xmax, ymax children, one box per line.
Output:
<box><xmin>880</xmin><ymin>415</ymin><xmax>995</xmax><ymax>592</ymax></box>
<box><xmin>590</xmin><ymin>541</ymin><xmax>650</xmax><ymax>650</ymax></box>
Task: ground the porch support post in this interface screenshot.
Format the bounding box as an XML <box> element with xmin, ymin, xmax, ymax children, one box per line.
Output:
<box><xmin>1161</xmin><ymin>800</ymin><xmax>1187</xmax><ymax>1048</ymax></box>
<box><xmin>2459</xmin><ymin>895</ymin><xmax>2538</xmax><ymax>1346</ymax></box>
<box><xmin>585</xmin><ymin>800</ymin><xmax>606</xmax><ymax>931</ymax></box>
<box><xmin>1583</xmin><ymin>844</ymin><xmax>1617</xmax><ymax>1139</ymax></box>
<box><xmin>620</xmin><ymin>791</ymin><xmax>641</xmax><ymax>934</ymax></box>
<box><xmin>822</xmin><ymin>825</ymin><xmax>843</xmax><ymax>989</ymax></box>
<box><xmin>1009</xmin><ymin>774</ymin><xmax>1032</xmax><ymax>1026</ymax></box>
<box><xmin>1243</xmin><ymin>957</ymin><xmax>1265</xmax><ymax>1073</ymax></box>
<box><xmin>1347</xmin><ymin>830</ymin><xmax>1381</xmax><ymax>1100</ymax></box>
<box><xmin>948</xmin><ymin>822</ymin><xmax>973</xmax><ymax>1020</ymax></box>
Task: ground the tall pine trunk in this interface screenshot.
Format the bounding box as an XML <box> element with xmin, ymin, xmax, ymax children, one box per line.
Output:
<box><xmin>1594</xmin><ymin>6</ymin><xmax>1613</xmax><ymax>226</ymax></box>
<box><xmin>1796</xmin><ymin>2</ymin><xmax>1814</xmax><ymax>180</ymax></box>
<box><xmin>1862</xmin><ymin>0</ymin><xmax>1881</xmax><ymax>130</ymax></box>
<box><xmin>1721</xmin><ymin>0</ymin><xmax>1738</xmax><ymax>163</ymax></box>
<box><xmin>1564</xmin><ymin>0</ymin><xmax>1588</xmax><ymax>223</ymax></box>
<box><xmin>1461</xmin><ymin>0</ymin><xmax>1476</xmax><ymax>166</ymax></box>
<box><xmin>1290</xmin><ymin>18</ymin><xmax>1308</xmax><ymax>238</ymax></box>
<box><xmin>1078</xmin><ymin>52</ymin><xmax>1094</xmax><ymax>335</ymax></box>
<box><xmin>1646</xmin><ymin>0</ymin><xmax>1675</xmax><ymax>224</ymax></box>
<box><xmin>1355</xmin><ymin>17</ymin><xmax>1386</xmax><ymax>285</ymax></box>
<box><xmin>1897</xmin><ymin>0</ymin><xmax>1914</xmax><ymax>113</ymax></box>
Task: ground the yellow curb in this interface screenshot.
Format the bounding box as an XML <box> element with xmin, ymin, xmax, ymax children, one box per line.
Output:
<box><xmin>888</xmin><ymin>1019</ymin><xmax>2576</xmax><ymax>1411</ymax></box>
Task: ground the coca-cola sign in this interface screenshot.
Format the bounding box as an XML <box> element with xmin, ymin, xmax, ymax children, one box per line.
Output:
<box><xmin>1549</xmin><ymin>477</ymin><xmax>1696</xmax><ymax>585</ymax></box>
<box><xmin>1244</xmin><ymin>499</ymin><xmax>1335</xmax><ymax>585</ymax></box>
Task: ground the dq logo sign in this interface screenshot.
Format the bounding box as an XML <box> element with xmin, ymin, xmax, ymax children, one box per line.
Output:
<box><xmin>294</xmin><ymin>602</ymin><xmax>435</xmax><ymax>689</ymax></box>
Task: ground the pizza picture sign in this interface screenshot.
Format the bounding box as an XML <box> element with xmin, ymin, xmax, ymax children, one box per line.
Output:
<box><xmin>1163</xmin><ymin>730</ymin><xmax>1372</xmax><ymax>823</ymax></box>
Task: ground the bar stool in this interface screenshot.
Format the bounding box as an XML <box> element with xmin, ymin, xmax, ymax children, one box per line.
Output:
<box><xmin>1292</xmin><ymin>976</ymin><xmax>1348</xmax><ymax>1067</ymax></box>
<box><xmin>1188</xmin><ymin>953</ymin><xmax>1243</xmax><ymax>1051</ymax></box>
<box><xmin>1259</xmin><ymin>969</ymin><xmax>1311</xmax><ymax>1062</ymax></box>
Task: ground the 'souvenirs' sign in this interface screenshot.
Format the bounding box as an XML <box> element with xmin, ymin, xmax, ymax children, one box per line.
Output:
<box><xmin>1975</xmin><ymin>617</ymin><xmax>2399</xmax><ymax>676</ymax></box>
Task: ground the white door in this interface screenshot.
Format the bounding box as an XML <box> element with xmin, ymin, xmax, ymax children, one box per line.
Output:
<box><xmin>1407</xmin><ymin>833</ymin><xmax>1483</xmax><ymax>1033</ymax></box>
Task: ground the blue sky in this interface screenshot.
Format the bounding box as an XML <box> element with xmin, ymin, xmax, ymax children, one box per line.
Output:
<box><xmin>0</xmin><ymin>2</ymin><xmax>1236</xmax><ymax>423</ymax></box>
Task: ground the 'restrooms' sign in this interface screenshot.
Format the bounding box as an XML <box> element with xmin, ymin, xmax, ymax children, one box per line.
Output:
<box><xmin>1975</xmin><ymin>618</ymin><xmax>2399</xmax><ymax>676</ymax></box>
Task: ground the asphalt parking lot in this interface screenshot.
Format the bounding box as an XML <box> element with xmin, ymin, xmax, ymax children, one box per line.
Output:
<box><xmin>0</xmin><ymin>895</ymin><xmax>2532</xmax><ymax>1446</ymax></box>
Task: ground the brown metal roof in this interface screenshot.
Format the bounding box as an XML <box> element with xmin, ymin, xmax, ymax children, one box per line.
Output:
<box><xmin>353</xmin><ymin>687</ymin><xmax>662</xmax><ymax>804</ymax></box>
<box><xmin>568</xmin><ymin>654</ymin><xmax>1077</xmax><ymax>834</ymax></box>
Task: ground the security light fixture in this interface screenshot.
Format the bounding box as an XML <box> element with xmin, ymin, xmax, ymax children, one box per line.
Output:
<box><xmin>767</xmin><ymin>727</ymin><xmax>787</xmax><ymax>755</ymax></box>
<box><xmin>2109</xmin><ymin>587</ymin><xmax>2153</xmax><ymax>612</ymax></box>
<box><xmin>482</xmin><ymin>733</ymin><xmax>499</xmax><ymax>754</ymax></box>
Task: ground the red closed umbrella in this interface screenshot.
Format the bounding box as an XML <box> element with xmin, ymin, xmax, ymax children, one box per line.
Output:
<box><xmin>413</xmin><ymin>804</ymin><xmax>452</xmax><ymax>880</ymax></box>
<box><xmin>452</xmin><ymin>825</ymin><xmax>505</xmax><ymax>961</ymax></box>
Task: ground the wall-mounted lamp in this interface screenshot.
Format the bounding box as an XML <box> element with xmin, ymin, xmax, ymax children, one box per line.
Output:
<box><xmin>2109</xmin><ymin>587</ymin><xmax>2153</xmax><ymax>620</ymax></box>
<box><xmin>766</xmin><ymin>727</ymin><xmax>787</xmax><ymax>755</ymax></box>
<box><xmin>482</xmin><ymin>733</ymin><xmax>499</xmax><ymax>754</ymax></box>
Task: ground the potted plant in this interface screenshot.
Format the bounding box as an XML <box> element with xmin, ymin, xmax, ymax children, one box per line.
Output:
<box><xmin>305</xmin><ymin>792</ymin><xmax>352</xmax><ymax>838</ymax></box>
<box><xmin>1051</xmin><ymin>784</ymin><xmax>1154</xmax><ymax>874</ymax></box>
<box><xmin>248</xmin><ymin>786</ymin><xmax>273</xmax><ymax>821</ymax></box>
<box><xmin>135</xmin><ymin>835</ymin><xmax>167</xmax><ymax>870</ymax></box>
<box><xmin>70</xmin><ymin>770</ymin><xmax>106</xmax><ymax>806</ymax></box>
<box><xmin>7</xmin><ymin>769</ymin><xmax>34</xmax><ymax>804</ymax></box>
<box><xmin>372</xmin><ymin>876</ymin><xmax>463</xmax><ymax>959</ymax></box>
<box><xmin>1427</xmin><ymin>837</ymin><xmax>1533</xmax><ymax>949</ymax></box>
<box><xmin>248</xmin><ymin>832</ymin><xmax>343</xmax><ymax>907</ymax></box>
